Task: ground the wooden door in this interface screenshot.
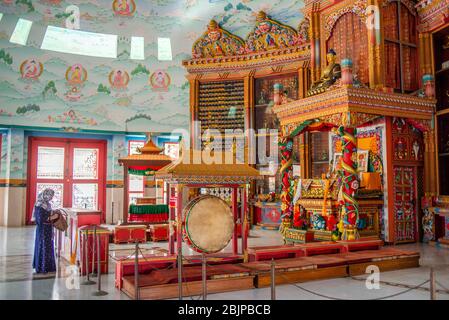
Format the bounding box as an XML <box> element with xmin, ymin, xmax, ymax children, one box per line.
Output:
<box><xmin>26</xmin><ymin>137</ymin><xmax>106</xmax><ymax>224</ymax></box>
<box><xmin>393</xmin><ymin>166</ymin><xmax>418</xmax><ymax>243</ymax></box>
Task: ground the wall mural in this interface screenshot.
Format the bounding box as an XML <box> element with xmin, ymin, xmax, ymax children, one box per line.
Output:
<box><xmin>0</xmin><ymin>0</ymin><xmax>305</xmax><ymax>133</ymax></box>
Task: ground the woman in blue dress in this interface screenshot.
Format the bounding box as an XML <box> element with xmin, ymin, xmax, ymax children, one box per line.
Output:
<box><xmin>32</xmin><ymin>188</ymin><xmax>57</xmax><ymax>274</ymax></box>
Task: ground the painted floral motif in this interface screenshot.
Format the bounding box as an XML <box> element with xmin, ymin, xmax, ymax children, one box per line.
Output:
<box><xmin>245</xmin><ymin>11</ymin><xmax>299</xmax><ymax>53</ymax></box>
<box><xmin>394</xmin><ymin>137</ymin><xmax>408</xmax><ymax>160</ymax></box>
<box><xmin>297</xmin><ymin>18</ymin><xmax>310</xmax><ymax>45</ymax></box>
<box><xmin>47</xmin><ymin>109</ymin><xmax>97</xmax><ymax>126</ymax></box>
<box><xmin>422</xmin><ymin>207</ymin><xmax>434</xmax><ymax>242</ymax></box>
<box><xmin>192</xmin><ymin>20</ymin><xmax>245</xmax><ymax>58</ymax></box>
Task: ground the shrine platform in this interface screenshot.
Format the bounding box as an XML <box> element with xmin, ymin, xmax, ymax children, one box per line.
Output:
<box><xmin>118</xmin><ymin>241</ymin><xmax>420</xmax><ymax>300</ymax></box>
<box><xmin>115</xmin><ymin>253</ymin><xmax>243</xmax><ymax>289</ymax></box>
<box><xmin>247</xmin><ymin>239</ymin><xmax>384</xmax><ymax>261</ymax></box>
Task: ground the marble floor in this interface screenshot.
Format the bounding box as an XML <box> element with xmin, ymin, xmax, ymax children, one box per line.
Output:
<box><xmin>0</xmin><ymin>226</ymin><xmax>448</xmax><ymax>300</ymax></box>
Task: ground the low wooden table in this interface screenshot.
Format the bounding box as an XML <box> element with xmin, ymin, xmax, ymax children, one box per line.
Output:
<box><xmin>148</xmin><ymin>224</ymin><xmax>169</xmax><ymax>242</ymax></box>
<box><xmin>114</xmin><ymin>224</ymin><xmax>147</xmax><ymax>244</ymax></box>
<box><xmin>56</xmin><ymin>208</ymin><xmax>102</xmax><ymax>265</ymax></box>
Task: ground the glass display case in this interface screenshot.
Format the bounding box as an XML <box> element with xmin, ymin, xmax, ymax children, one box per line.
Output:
<box><xmin>254</xmin><ymin>74</ymin><xmax>298</xmax><ymax>131</ymax></box>
<box><xmin>438</xmin><ymin>113</ymin><xmax>449</xmax><ymax>195</ymax></box>
<box><xmin>198</xmin><ymin>80</ymin><xmax>245</xmax><ymax>144</ymax></box>
<box><xmin>434</xmin><ymin>26</ymin><xmax>449</xmax><ymax>195</ymax></box>
<box><xmin>254</xmin><ymin>74</ymin><xmax>298</xmax><ymax>195</ymax></box>
<box><xmin>310</xmin><ymin>131</ymin><xmax>330</xmax><ymax>178</ymax></box>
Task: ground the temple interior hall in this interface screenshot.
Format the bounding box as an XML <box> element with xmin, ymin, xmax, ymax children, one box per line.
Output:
<box><xmin>0</xmin><ymin>0</ymin><xmax>449</xmax><ymax>301</ymax></box>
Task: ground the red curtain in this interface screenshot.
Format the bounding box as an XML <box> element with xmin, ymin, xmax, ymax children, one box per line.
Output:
<box><xmin>327</xmin><ymin>13</ymin><xmax>369</xmax><ymax>85</ymax></box>
<box><xmin>400</xmin><ymin>4</ymin><xmax>417</xmax><ymax>44</ymax></box>
<box><xmin>384</xmin><ymin>42</ymin><xmax>401</xmax><ymax>90</ymax></box>
<box><xmin>382</xmin><ymin>2</ymin><xmax>418</xmax><ymax>92</ymax></box>
<box><xmin>400</xmin><ymin>4</ymin><xmax>418</xmax><ymax>91</ymax></box>
<box><xmin>402</xmin><ymin>46</ymin><xmax>418</xmax><ymax>91</ymax></box>
<box><xmin>383</xmin><ymin>2</ymin><xmax>399</xmax><ymax>41</ymax></box>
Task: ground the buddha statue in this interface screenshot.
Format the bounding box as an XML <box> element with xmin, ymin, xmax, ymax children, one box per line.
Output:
<box><xmin>307</xmin><ymin>49</ymin><xmax>341</xmax><ymax>97</ymax></box>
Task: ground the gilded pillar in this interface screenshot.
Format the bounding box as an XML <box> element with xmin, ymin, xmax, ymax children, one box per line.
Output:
<box><xmin>424</xmin><ymin>128</ymin><xmax>437</xmax><ymax>195</ymax></box>
<box><xmin>299</xmin><ymin>133</ymin><xmax>308</xmax><ymax>179</ymax></box>
<box><xmin>298</xmin><ymin>61</ymin><xmax>310</xmax><ymax>99</ymax></box>
<box><xmin>419</xmin><ymin>33</ymin><xmax>433</xmax><ymax>78</ymax></box>
<box><xmin>168</xmin><ymin>183</ymin><xmax>175</xmax><ymax>255</ymax></box>
<box><xmin>232</xmin><ymin>187</ymin><xmax>239</xmax><ymax>254</ymax></box>
<box><xmin>367</xmin><ymin>0</ymin><xmax>383</xmax><ymax>89</ymax></box>
<box><xmin>176</xmin><ymin>184</ymin><xmax>184</xmax><ymax>252</ymax></box>
<box><xmin>310</xmin><ymin>6</ymin><xmax>321</xmax><ymax>83</ymax></box>
<box><xmin>188</xmin><ymin>77</ymin><xmax>199</xmax><ymax>149</ymax></box>
<box><xmin>243</xmin><ymin>72</ymin><xmax>255</xmax><ymax>164</ymax></box>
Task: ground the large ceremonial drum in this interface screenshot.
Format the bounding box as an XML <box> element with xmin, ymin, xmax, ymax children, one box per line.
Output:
<box><xmin>183</xmin><ymin>195</ymin><xmax>234</xmax><ymax>253</ymax></box>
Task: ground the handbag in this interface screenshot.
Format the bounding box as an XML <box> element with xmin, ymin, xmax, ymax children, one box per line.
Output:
<box><xmin>51</xmin><ymin>209</ymin><xmax>68</xmax><ymax>232</ymax></box>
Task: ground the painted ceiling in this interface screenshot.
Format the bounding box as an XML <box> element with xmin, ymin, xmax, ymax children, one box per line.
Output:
<box><xmin>0</xmin><ymin>0</ymin><xmax>305</xmax><ymax>133</ymax></box>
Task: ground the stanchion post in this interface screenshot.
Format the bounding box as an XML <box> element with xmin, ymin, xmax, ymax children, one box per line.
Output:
<box><xmin>202</xmin><ymin>253</ymin><xmax>207</xmax><ymax>300</ymax></box>
<box><xmin>134</xmin><ymin>241</ymin><xmax>140</xmax><ymax>300</ymax></box>
<box><xmin>92</xmin><ymin>231</ymin><xmax>108</xmax><ymax>296</ymax></box>
<box><xmin>82</xmin><ymin>230</ymin><xmax>95</xmax><ymax>285</ymax></box>
<box><xmin>91</xmin><ymin>226</ymin><xmax>97</xmax><ymax>277</ymax></box>
<box><xmin>271</xmin><ymin>258</ymin><xmax>276</xmax><ymax>300</ymax></box>
<box><xmin>430</xmin><ymin>267</ymin><xmax>436</xmax><ymax>300</ymax></box>
<box><xmin>178</xmin><ymin>246</ymin><xmax>183</xmax><ymax>300</ymax></box>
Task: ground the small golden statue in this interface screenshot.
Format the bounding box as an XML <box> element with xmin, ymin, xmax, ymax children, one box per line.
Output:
<box><xmin>307</xmin><ymin>49</ymin><xmax>341</xmax><ymax>97</ymax></box>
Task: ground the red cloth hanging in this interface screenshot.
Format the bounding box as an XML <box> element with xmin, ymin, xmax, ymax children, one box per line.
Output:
<box><xmin>326</xmin><ymin>12</ymin><xmax>369</xmax><ymax>85</ymax></box>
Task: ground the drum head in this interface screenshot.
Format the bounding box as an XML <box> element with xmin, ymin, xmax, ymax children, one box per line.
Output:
<box><xmin>183</xmin><ymin>195</ymin><xmax>234</xmax><ymax>253</ymax></box>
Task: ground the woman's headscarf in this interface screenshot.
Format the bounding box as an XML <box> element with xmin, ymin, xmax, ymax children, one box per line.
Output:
<box><xmin>35</xmin><ymin>188</ymin><xmax>55</xmax><ymax>211</ymax></box>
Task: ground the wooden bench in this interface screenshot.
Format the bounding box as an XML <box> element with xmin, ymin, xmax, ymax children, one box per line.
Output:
<box><xmin>115</xmin><ymin>255</ymin><xmax>177</xmax><ymax>289</ymax></box>
<box><xmin>337</xmin><ymin>239</ymin><xmax>384</xmax><ymax>252</ymax></box>
<box><xmin>247</xmin><ymin>245</ymin><xmax>305</xmax><ymax>262</ymax></box>
<box><xmin>115</xmin><ymin>253</ymin><xmax>243</xmax><ymax>289</ymax></box>
<box><xmin>294</xmin><ymin>242</ymin><xmax>345</xmax><ymax>256</ymax></box>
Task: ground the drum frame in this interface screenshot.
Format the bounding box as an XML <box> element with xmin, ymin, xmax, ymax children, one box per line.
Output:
<box><xmin>167</xmin><ymin>183</ymin><xmax>249</xmax><ymax>260</ymax></box>
<box><xmin>182</xmin><ymin>195</ymin><xmax>234</xmax><ymax>254</ymax></box>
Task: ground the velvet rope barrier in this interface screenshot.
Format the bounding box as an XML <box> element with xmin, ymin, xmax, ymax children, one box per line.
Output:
<box><xmin>336</xmin><ymin>126</ymin><xmax>360</xmax><ymax>240</ymax></box>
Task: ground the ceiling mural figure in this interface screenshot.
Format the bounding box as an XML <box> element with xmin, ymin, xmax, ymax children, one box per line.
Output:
<box><xmin>0</xmin><ymin>1</ymin><xmax>306</xmax><ymax>132</ymax></box>
<box><xmin>112</xmin><ymin>0</ymin><xmax>136</xmax><ymax>17</ymax></box>
<box><xmin>64</xmin><ymin>64</ymin><xmax>87</xmax><ymax>102</ymax></box>
<box><xmin>149</xmin><ymin>70</ymin><xmax>171</xmax><ymax>92</ymax></box>
<box><xmin>20</xmin><ymin>59</ymin><xmax>43</xmax><ymax>81</ymax></box>
<box><xmin>109</xmin><ymin>69</ymin><xmax>129</xmax><ymax>91</ymax></box>
<box><xmin>65</xmin><ymin>64</ymin><xmax>87</xmax><ymax>87</ymax></box>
